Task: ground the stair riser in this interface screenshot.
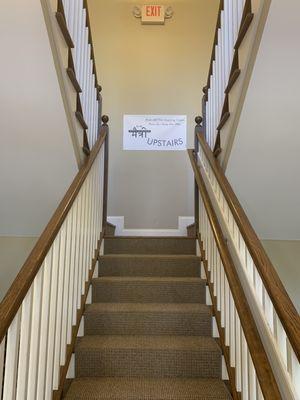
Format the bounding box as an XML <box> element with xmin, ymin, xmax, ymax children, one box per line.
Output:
<box><xmin>84</xmin><ymin>313</ymin><xmax>212</xmax><ymax>336</ymax></box>
<box><xmin>99</xmin><ymin>257</ymin><xmax>200</xmax><ymax>277</ymax></box>
<box><xmin>92</xmin><ymin>282</ymin><xmax>206</xmax><ymax>303</ymax></box>
<box><xmin>75</xmin><ymin>349</ymin><xmax>221</xmax><ymax>379</ymax></box>
<box><xmin>104</xmin><ymin>238</ymin><xmax>196</xmax><ymax>255</ymax></box>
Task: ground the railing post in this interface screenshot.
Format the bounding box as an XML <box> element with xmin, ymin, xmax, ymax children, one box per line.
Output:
<box><xmin>202</xmin><ymin>86</ymin><xmax>207</xmax><ymax>139</ymax></box>
<box><xmin>101</xmin><ymin>115</ymin><xmax>109</xmax><ymax>234</ymax></box>
<box><xmin>97</xmin><ymin>85</ymin><xmax>102</xmax><ymax>137</ymax></box>
<box><xmin>194</xmin><ymin>116</ymin><xmax>202</xmax><ymax>236</ymax></box>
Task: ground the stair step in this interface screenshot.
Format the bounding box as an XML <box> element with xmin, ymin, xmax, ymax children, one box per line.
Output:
<box><xmin>65</xmin><ymin>377</ymin><xmax>231</xmax><ymax>399</ymax></box>
<box><xmin>92</xmin><ymin>277</ymin><xmax>206</xmax><ymax>303</ymax></box>
<box><xmin>84</xmin><ymin>303</ymin><xmax>212</xmax><ymax>336</ymax></box>
<box><xmin>99</xmin><ymin>255</ymin><xmax>201</xmax><ymax>277</ymax></box>
<box><xmin>104</xmin><ymin>236</ymin><xmax>196</xmax><ymax>255</ymax></box>
<box><xmin>75</xmin><ymin>335</ymin><xmax>222</xmax><ymax>379</ymax></box>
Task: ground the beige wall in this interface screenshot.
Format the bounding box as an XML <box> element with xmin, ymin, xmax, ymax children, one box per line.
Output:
<box><xmin>0</xmin><ymin>0</ymin><xmax>78</xmax><ymax>236</ymax></box>
<box><xmin>226</xmin><ymin>0</ymin><xmax>300</xmax><ymax>240</ymax></box>
<box><xmin>0</xmin><ymin>237</ymin><xmax>37</xmax><ymax>301</ymax></box>
<box><xmin>262</xmin><ymin>240</ymin><xmax>300</xmax><ymax>313</ymax></box>
<box><xmin>88</xmin><ymin>0</ymin><xmax>218</xmax><ymax>228</ymax></box>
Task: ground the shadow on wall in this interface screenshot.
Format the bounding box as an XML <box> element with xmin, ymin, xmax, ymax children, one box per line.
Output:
<box><xmin>0</xmin><ymin>236</ymin><xmax>37</xmax><ymax>302</ymax></box>
<box><xmin>262</xmin><ymin>240</ymin><xmax>300</xmax><ymax>313</ymax></box>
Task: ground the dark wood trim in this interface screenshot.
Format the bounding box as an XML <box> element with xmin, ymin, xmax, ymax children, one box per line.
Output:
<box><xmin>200</xmin><ymin>245</ymin><xmax>240</xmax><ymax>400</ymax></box>
<box><xmin>82</xmin><ymin>131</ymin><xmax>91</xmax><ymax>156</ymax></box>
<box><xmin>217</xmin><ymin>112</ymin><xmax>230</xmax><ymax>131</ymax></box>
<box><xmin>75</xmin><ymin>95</ymin><xmax>88</xmax><ymax>130</ymax></box>
<box><xmin>225</xmin><ymin>68</ymin><xmax>241</xmax><ymax>94</ymax></box>
<box><xmin>194</xmin><ymin>118</ymin><xmax>202</xmax><ymax>236</ymax></box>
<box><xmin>67</xmin><ymin>51</ymin><xmax>82</xmax><ymax>93</ymax></box>
<box><xmin>225</xmin><ymin>51</ymin><xmax>241</xmax><ymax>94</ymax></box>
<box><xmin>67</xmin><ymin>68</ymin><xmax>82</xmax><ymax>93</ymax></box>
<box><xmin>55</xmin><ymin>12</ymin><xmax>74</xmax><ymax>49</ymax></box>
<box><xmin>82</xmin><ymin>0</ymin><xmax>99</xmax><ymax>90</ymax></box>
<box><xmin>188</xmin><ymin>149</ymin><xmax>281</xmax><ymax>399</ymax></box>
<box><xmin>213</xmin><ymin>132</ymin><xmax>222</xmax><ymax>158</ymax></box>
<box><xmin>75</xmin><ymin>111</ymin><xmax>88</xmax><ymax>130</ymax></box>
<box><xmin>234</xmin><ymin>0</ymin><xmax>254</xmax><ymax>50</ymax></box>
<box><xmin>203</xmin><ymin>0</ymin><xmax>253</xmax><ymax>150</ymax></box>
<box><xmin>217</xmin><ymin>95</ymin><xmax>230</xmax><ymax>131</ymax></box>
<box><xmin>196</xmin><ymin>134</ymin><xmax>300</xmax><ymax>362</ymax></box>
<box><xmin>53</xmin><ymin>233</ymin><xmax>104</xmax><ymax>400</ymax></box>
<box><xmin>102</xmin><ymin>116</ymin><xmax>109</xmax><ymax>231</ymax></box>
<box><xmin>234</xmin><ymin>13</ymin><xmax>254</xmax><ymax>49</ymax></box>
<box><xmin>206</xmin><ymin>0</ymin><xmax>224</xmax><ymax>96</ymax></box>
<box><xmin>0</xmin><ymin>131</ymin><xmax>107</xmax><ymax>343</ymax></box>
<box><xmin>96</xmin><ymin>85</ymin><xmax>102</xmax><ymax>101</ymax></box>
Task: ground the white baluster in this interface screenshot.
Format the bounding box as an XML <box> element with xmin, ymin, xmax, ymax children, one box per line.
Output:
<box><xmin>230</xmin><ymin>293</ymin><xmax>236</xmax><ymax>367</ymax></box>
<box><xmin>248</xmin><ymin>355</ymin><xmax>257</xmax><ymax>400</ymax></box>
<box><xmin>27</xmin><ymin>268</ymin><xmax>44</xmax><ymax>399</ymax></box>
<box><xmin>290</xmin><ymin>346</ymin><xmax>300</xmax><ymax>398</ymax></box>
<box><xmin>3</xmin><ymin>309</ymin><xmax>21</xmax><ymax>400</ymax></box>
<box><xmin>235</xmin><ymin>312</ymin><xmax>242</xmax><ymax>392</ymax></box>
<box><xmin>36</xmin><ymin>251</ymin><xmax>53</xmax><ymax>399</ymax></box>
<box><xmin>0</xmin><ymin>338</ymin><xmax>5</xmax><ymax>400</ymax></box>
<box><xmin>67</xmin><ymin>205</ymin><xmax>77</xmax><ymax>341</ymax></box>
<box><xmin>60</xmin><ymin>216</ymin><xmax>72</xmax><ymax>366</ymax></box>
<box><xmin>225</xmin><ymin>277</ymin><xmax>230</xmax><ymax>347</ymax></box>
<box><xmin>45</xmin><ymin>237</ymin><xmax>60</xmax><ymax>400</ymax></box>
<box><xmin>53</xmin><ymin>225</ymin><xmax>67</xmax><ymax>390</ymax></box>
<box><xmin>16</xmin><ymin>287</ymin><xmax>33</xmax><ymax>400</ymax></box>
<box><xmin>241</xmin><ymin>332</ymin><xmax>249</xmax><ymax>399</ymax></box>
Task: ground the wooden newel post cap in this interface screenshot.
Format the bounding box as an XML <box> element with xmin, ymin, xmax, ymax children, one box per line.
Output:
<box><xmin>195</xmin><ymin>116</ymin><xmax>203</xmax><ymax>125</ymax></box>
<box><xmin>102</xmin><ymin>115</ymin><xmax>109</xmax><ymax>125</ymax></box>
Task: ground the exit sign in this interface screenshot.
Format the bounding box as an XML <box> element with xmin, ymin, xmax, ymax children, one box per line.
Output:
<box><xmin>141</xmin><ymin>5</ymin><xmax>165</xmax><ymax>24</ymax></box>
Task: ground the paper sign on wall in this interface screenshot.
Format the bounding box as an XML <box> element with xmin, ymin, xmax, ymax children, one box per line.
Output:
<box><xmin>123</xmin><ymin>115</ymin><xmax>187</xmax><ymax>151</ymax></box>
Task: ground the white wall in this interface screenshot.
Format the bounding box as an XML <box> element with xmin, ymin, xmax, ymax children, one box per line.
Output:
<box><xmin>0</xmin><ymin>0</ymin><xmax>78</xmax><ymax>236</ymax></box>
<box><xmin>88</xmin><ymin>0</ymin><xmax>219</xmax><ymax>228</ymax></box>
<box><xmin>0</xmin><ymin>237</ymin><xmax>37</xmax><ymax>301</ymax></box>
<box><xmin>262</xmin><ymin>240</ymin><xmax>300</xmax><ymax>312</ymax></box>
<box><xmin>226</xmin><ymin>0</ymin><xmax>300</xmax><ymax>240</ymax></box>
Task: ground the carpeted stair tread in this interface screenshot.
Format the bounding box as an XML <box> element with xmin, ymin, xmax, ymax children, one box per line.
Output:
<box><xmin>64</xmin><ymin>377</ymin><xmax>232</xmax><ymax>399</ymax></box>
<box><xmin>98</xmin><ymin>254</ymin><xmax>201</xmax><ymax>277</ymax></box>
<box><xmin>84</xmin><ymin>303</ymin><xmax>212</xmax><ymax>336</ymax></box>
<box><xmin>94</xmin><ymin>276</ymin><xmax>203</xmax><ymax>283</ymax></box>
<box><xmin>85</xmin><ymin>302</ymin><xmax>210</xmax><ymax>313</ymax></box>
<box><xmin>76</xmin><ymin>335</ymin><xmax>219</xmax><ymax>351</ymax></box>
<box><xmin>104</xmin><ymin>237</ymin><xmax>196</xmax><ymax>255</ymax></box>
<box><xmin>75</xmin><ymin>335</ymin><xmax>221</xmax><ymax>379</ymax></box>
<box><xmin>92</xmin><ymin>277</ymin><xmax>206</xmax><ymax>303</ymax></box>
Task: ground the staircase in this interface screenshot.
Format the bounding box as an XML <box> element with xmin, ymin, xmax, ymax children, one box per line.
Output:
<box><xmin>65</xmin><ymin>236</ymin><xmax>231</xmax><ymax>399</ymax></box>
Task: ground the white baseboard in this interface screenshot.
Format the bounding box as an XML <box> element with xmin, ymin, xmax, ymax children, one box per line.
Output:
<box><xmin>107</xmin><ymin>216</ymin><xmax>194</xmax><ymax>237</ymax></box>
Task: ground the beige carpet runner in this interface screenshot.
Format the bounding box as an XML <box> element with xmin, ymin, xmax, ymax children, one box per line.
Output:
<box><xmin>65</xmin><ymin>237</ymin><xmax>232</xmax><ymax>399</ymax></box>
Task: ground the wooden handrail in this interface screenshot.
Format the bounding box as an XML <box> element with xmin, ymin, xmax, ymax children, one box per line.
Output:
<box><xmin>188</xmin><ymin>149</ymin><xmax>281</xmax><ymax>399</ymax></box>
<box><xmin>0</xmin><ymin>120</ymin><xmax>109</xmax><ymax>343</ymax></box>
<box><xmin>197</xmin><ymin>132</ymin><xmax>300</xmax><ymax>361</ymax></box>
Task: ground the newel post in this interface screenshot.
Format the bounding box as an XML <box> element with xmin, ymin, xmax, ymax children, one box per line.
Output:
<box><xmin>102</xmin><ymin>115</ymin><xmax>109</xmax><ymax>234</ymax></box>
<box><xmin>97</xmin><ymin>85</ymin><xmax>103</xmax><ymax>137</ymax></box>
<box><xmin>194</xmin><ymin>116</ymin><xmax>203</xmax><ymax>237</ymax></box>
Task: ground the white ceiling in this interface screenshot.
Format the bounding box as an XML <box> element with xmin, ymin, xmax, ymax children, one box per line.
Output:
<box><xmin>0</xmin><ymin>0</ymin><xmax>78</xmax><ymax>236</ymax></box>
<box><xmin>226</xmin><ymin>0</ymin><xmax>300</xmax><ymax>240</ymax></box>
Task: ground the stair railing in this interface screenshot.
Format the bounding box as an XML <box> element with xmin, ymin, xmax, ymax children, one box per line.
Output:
<box><xmin>0</xmin><ymin>116</ymin><xmax>109</xmax><ymax>400</ymax></box>
<box><xmin>204</xmin><ymin>0</ymin><xmax>254</xmax><ymax>156</ymax></box>
<box><xmin>188</xmin><ymin>127</ymin><xmax>300</xmax><ymax>400</ymax></box>
<box><xmin>56</xmin><ymin>0</ymin><xmax>102</xmax><ymax>154</ymax></box>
